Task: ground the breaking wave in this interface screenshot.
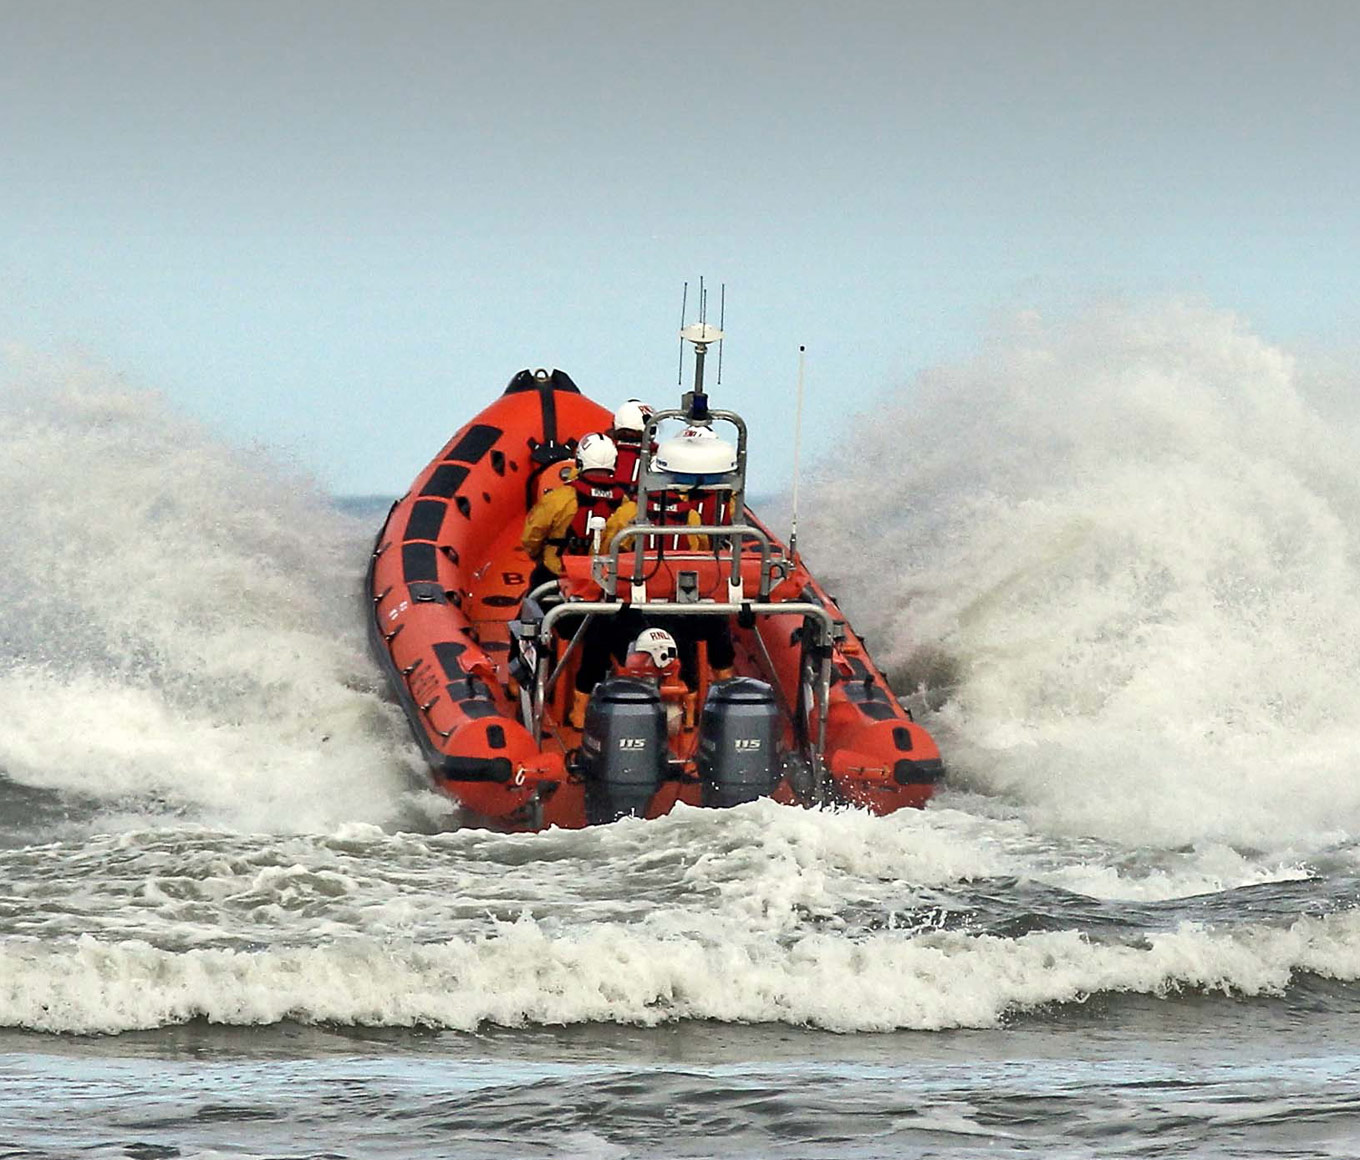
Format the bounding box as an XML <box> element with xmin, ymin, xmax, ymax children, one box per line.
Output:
<box><xmin>0</xmin><ymin>802</ymin><xmax>1347</xmax><ymax>1036</ymax></box>
<box><xmin>11</xmin><ymin>910</ymin><xmax>1359</xmax><ymax>1036</ymax></box>
<box><xmin>804</xmin><ymin>301</ymin><xmax>1360</xmax><ymax>848</ymax></box>
<box><xmin>0</xmin><ymin>348</ymin><xmax>420</xmax><ymax>833</ymax></box>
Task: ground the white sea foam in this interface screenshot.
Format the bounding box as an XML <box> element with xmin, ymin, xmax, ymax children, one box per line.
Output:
<box><xmin>4</xmin><ymin>904</ymin><xmax>1357</xmax><ymax>1036</ymax></box>
<box><xmin>804</xmin><ymin>302</ymin><xmax>1360</xmax><ymax>849</ymax></box>
<box><xmin>0</xmin><ymin>799</ymin><xmax>1331</xmax><ymax>1038</ymax></box>
<box><xmin>0</xmin><ymin>348</ymin><xmax>417</xmax><ymax>831</ymax></box>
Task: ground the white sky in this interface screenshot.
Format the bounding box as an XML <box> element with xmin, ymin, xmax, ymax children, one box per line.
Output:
<box><xmin>3</xmin><ymin>0</ymin><xmax>1358</xmax><ymax>495</ymax></box>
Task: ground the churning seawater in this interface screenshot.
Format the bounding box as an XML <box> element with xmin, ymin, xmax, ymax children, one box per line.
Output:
<box><xmin>4</xmin><ymin>306</ymin><xmax>1360</xmax><ymax>1159</ymax></box>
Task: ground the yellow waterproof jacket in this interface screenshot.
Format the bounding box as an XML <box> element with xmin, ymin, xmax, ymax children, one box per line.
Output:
<box><xmin>521</xmin><ymin>485</ymin><xmax>580</xmax><ymax>576</ymax></box>
<box><xmin>603</xmin><ymin>501</ymin><xmax>639</xmax><ymax>555</ymax></box>
<box><xmin>604</xmin><ymin>500</ymin><xmax>706</xmax><ymax>552</ymax></box>
<box><xmin>527</xmin><ymin>489</ymin><xmax>725</xmax><ymax>577</ymax></box>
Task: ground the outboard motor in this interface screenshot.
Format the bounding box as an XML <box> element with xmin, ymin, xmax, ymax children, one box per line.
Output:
<box><xmin>697</xmin><ymin>678</ymin><xmax>782</xmax><ymax>807</ymax></box>
<box><xmin>578</xmin><ymin>677</ymin><xmax>668</xmax><ymax>824</ymax></box>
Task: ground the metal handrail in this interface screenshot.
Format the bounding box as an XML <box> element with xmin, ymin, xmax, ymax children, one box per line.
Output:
<box><xmin>521</xmin><ymin>397</ymin><xmax>833</xmax><ymax>797</ymax></box>
<box><xmin>599</xmin><ymin>522</ymin><xmax>780</xmax><ymax>600</ymax></box>
<box><xmin>544</xmin><ymin>613</ymin><xmax>594</xmax><ymax>700</ymax></box>
<box><xmin>528</xmin><ymin>580</ymin><xmax>561</xmax><ymax>604</ymax></box>
<box><xmin>539</xmin><ymin>599</ymin><xmax>832</xmax><ymax>645</ymax></box>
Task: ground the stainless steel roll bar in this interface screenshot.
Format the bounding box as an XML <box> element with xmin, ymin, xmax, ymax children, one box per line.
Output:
<box><xmin>629</xmin><ymin>406</ymin><xmax>750</xmax><ymax>595</ymax></box>
<box><xmin>527</xmin><ymin>580</ymin><xmax>561</xmax><ymax>605</ymax></box>
<box><xmin>597</xmin><ymin>522</ymin><xmax>783</xmax><ymax>602</ymax></box>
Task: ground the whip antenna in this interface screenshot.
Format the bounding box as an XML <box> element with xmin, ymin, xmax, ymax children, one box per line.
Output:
<box><xmin>716</xmin><ymin>283</ymin><xmax>726</xmax><ymax>385</ymax></box>
<box><xmin>676</xmin><ymin>281</ymin><xmax>689</xmax><ymax>385</ymax></box>
<box><xmin>790</xmin><ymin>344</ymin><xmax>806</xmax><ymax>558</ymax></box>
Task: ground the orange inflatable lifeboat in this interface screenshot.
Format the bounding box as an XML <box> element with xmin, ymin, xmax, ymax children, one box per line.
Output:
<box><xmin>368</xmin><ymin>326</ymin><xmax>943</xmax><ymax>830</ymax></box>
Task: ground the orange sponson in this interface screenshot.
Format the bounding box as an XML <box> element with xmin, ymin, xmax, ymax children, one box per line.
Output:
<box><xmin>368</xmin><ymin>370</ymin><xmax>610</xmax><ymax>827</ymax></box>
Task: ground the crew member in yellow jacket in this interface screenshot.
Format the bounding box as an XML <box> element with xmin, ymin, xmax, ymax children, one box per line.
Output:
<box><xmin>521</xmin><ymin>433</ymin><xmax>634</xmax><ymax>728</ymax></box>
<box><xmin>522</xmin><ymin>434</ymin><xmax>628</xmax><ymax>586</ymax></box>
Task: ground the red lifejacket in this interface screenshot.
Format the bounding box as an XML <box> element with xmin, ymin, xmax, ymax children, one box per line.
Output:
<box><xmin>611</xmin><ymin>433</ymin><xmax>659</xmax><ymax>491</ymax></box>
<box><xmin>642</xmin><ymin>488</ymin><xmax>736</xmax><ymax>551</ymax></box>
<box><xmin>692</xmin><ymin>491</ymin><xmax>730</xmax><ymax>526</ymax></box>
<box><xmin>565</xmin><ymin>473</ymin><xmax>629</xmax><ymax>552</ymax></box>
<box><xmin>613</xmin><ymin>438</ymin><xmax>643</xmax><ymax>488</ymax></box>
<box><xmin>641</xmin><ymin>489</ymin><xmax>700</xmax><ymax>550</ymax></box>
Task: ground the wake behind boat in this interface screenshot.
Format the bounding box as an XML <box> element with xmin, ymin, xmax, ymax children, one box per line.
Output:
<box><xmin>368</xmin><ymin>321</ymin><xmax>943</xmax><ymax>829</ymax></box>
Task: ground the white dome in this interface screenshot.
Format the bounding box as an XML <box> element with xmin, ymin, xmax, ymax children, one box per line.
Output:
<box><xmin>652</xmin><ymin>425</ymin><xmax>737</xmax><ymax>477</ymax></box>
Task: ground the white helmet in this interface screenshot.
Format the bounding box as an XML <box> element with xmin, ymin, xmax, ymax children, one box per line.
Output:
<box><xmin>652</xmin><ymin>424</ymin><xmax>737</xmax><ymax>482</ymax></box>
<box><xmin>632</xmin><ymin>628</ymin><xmax>678</xmax><ymax>668</ymax></box>
<box><xmin>613</xmin><ymin>398</ymin><xmax>653</xmax><ymax>434</ymax></box>
<box><xmin>575</xmin><ymin>432</ymin><xmax>617</xmax><ymax>473</ymax></box>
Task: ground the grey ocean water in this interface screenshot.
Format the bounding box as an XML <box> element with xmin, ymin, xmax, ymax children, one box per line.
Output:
<box><xmin>5</xmin><ymin>307</ymin><xmax>1360</xmax><ymax>1158</ymax></box>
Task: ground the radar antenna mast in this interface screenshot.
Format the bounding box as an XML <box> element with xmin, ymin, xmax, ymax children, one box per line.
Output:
<box><xmin>678</xmin><ymin>276</ymin><xmax>724</xmax><ymax>422</ymax></box>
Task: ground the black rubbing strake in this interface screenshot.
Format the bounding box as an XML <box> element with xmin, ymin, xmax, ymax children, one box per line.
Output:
<box><xmin>894</xmin><ymin>758</ymin><xmax>945</xmax><ymax>785</ymax></box>
<box><xmin>445</xmin><ymin>424</ymin><xmax>502</xmax><ymax>465</ymax></box>
<box><xmin>503</xmin><ymin>369</ymin><xmax>580</xmax><ymax>396</ymax></box>
<box><xmin>433</xmin><ymin>641</ymin><xmax>468</xmax><ymax>679</ymax></box>
<box><xmin>421</xmin><ymin>464</ymin><xmax>471</xmax><ymax>498</ymax></box>
<box><xmin>402</xmin><ymin>543</ymin><xmax>439</xmax><ymax>582</ymax></box>
<box><xmin>405</xmin><ymin>499</ymin><xmax>447</xmax><ymax>542</ymax></box>
<box><xmin>454</xmin><ymin>698</ymin><xmax>501</xmax><ymax>720</ymax></box>
<box><xmin>843</xmin><ymin>682</ymin><xmax>891</xmax><ymax>704</ymax></box>
<box><xmin>503</xmin><ymin>370</ymin><xmax>539</xmax><ymax>394</ymax></box>
<box><xmin>438</xmin><ymin>754</ymin><xmax>513</xmax><ymax>782</ymax></box>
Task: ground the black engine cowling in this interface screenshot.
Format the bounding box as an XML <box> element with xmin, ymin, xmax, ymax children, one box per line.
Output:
<box><xmin>578</xmin><ymin>677</ymin><xmax>667</xmax><ymax>824</ymax></box>
<box><xmin>697</xmin><ymin>678</ymin><xmax>783</xmax><ymax>808</ymax></box>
